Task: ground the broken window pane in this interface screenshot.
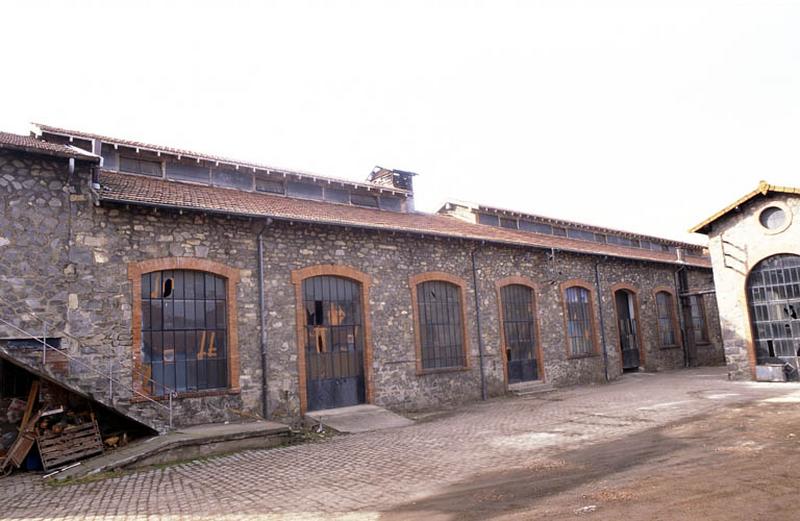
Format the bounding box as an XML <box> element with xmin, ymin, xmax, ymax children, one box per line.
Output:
<box><xmin>141</xmin><ymin>269</ymin><xmax>228</xmax><ymax>395</ymax></box>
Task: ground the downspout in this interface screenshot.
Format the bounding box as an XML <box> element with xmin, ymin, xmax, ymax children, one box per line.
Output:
<box><xmin>470</xmin><ymin>246</ymin><xmax>488</xmax><ymax>401</ymax></box>
<box><xmin>257</xmin><ymin>218</ymin><xmax>273</xmax><ymax>419</ymax></box>
<box><xmin>593</xmin><ymin>257</ymin><xmax>610</xmax><ymax>382</ymax></box>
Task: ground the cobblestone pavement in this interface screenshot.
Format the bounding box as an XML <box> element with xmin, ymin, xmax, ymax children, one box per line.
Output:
<box><xmin>2</xmin><ymin>367</ymin><xmax>799</xmax><ymax>520</ymax></box>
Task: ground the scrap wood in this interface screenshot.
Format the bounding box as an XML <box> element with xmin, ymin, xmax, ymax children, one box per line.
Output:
<box><xmin>19</xmin><ymin>381</ymin><xmax>40</xmax><ymax>430</ymax></box>
<box><xmin>103</xmin><ymin>432</ymin><xmax>128</xmax><ymax>448</ymax></box>
<box><xmin>4</xmin><ymin>410</ymin><xmax>42</xmax><ymax>471</ymax></box>
<box><xmin>36</xmin><ymin>417</ymin><xmax>103</xmax><ymax>472</ymax></box>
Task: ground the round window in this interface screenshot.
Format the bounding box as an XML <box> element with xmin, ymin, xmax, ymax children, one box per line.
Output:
<box><xmin>759</xmin><ymin>206</ymin><xmax>787</xmax><ymax>230</ymax></box>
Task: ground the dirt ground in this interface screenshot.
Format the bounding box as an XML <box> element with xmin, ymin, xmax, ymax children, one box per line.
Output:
<box><xmin>385</xmin><ymin>399</ymin><xmax>800</xmax><ymax>521</ymax></box>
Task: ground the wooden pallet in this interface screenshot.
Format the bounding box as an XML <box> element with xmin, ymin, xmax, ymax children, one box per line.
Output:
<box><xmin>36</xmin><ymin>420</ymin><xmax>104</xmax><ymax>472</ymax></box>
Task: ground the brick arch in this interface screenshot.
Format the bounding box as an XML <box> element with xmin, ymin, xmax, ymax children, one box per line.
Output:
<box><xmin>610</xmin><ymin>282</ymin><xmax>646</xmax><ymax>367</ymax></box>
<box><xmin>742</xmin><ymin>253</ymin><xmax>800</xmax><ymax>379</ymax></box>
<box><xmin>290</xmin><ymin>264</ymin><xmax>373</xmax><ymax>413</ymax></box>
<box><xmin>559</xmin><ymin>279</ymin><xmax>600</xmax><ymax>358</ymax></box>
<box><xmin>495</xmin><ymin>276</ymin><xmax>545</xmax><ymax>385</ymax></box>
<box><xmin>409</xmin><ymin>271</ymin><xmax>471</xmax><ymax>374</ymax></box>
<box><xmin>128</xmin><ymin>257</ymin><xmax>242</xmax><ymax>398</ymax></box>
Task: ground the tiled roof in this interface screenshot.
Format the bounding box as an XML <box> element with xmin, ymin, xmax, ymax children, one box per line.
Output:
<box><xmin>99</xmin><ymin>170</ymin><xmax>711</xmax><ymax>268</ymax></box>
<box><xmin>0</xmin><ymin>132</ymin><xmax>100</xmax><ymax>162</ymax></box>
<box><xmin>32</xmin><ymin>123</ymin><xmax>409</xmax><ymax>196</ymax></box>
<box><xmin>691</xmin><ymin>180</ymin><xmax>800</xmax><ymax>234</ymax></box>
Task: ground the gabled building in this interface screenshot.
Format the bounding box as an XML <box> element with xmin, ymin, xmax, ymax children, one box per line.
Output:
<box><xmin>0</xmin><ymin>123</ymin><xmax>724</xmax><ymax>431</ymax></box>
<box><xmin>692</xmin><ymin>181</ymin><xmax>800</xmax><ymax>381</ymax></box>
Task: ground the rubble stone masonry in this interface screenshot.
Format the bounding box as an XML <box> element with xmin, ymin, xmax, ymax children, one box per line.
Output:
<box><xmin>0</xmin><ymin>149</ymin><xmax>725</xmax><ymax>429</ymax></box>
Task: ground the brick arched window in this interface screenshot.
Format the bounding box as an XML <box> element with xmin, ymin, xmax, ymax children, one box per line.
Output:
<box><xmin>560</xmin><ymin>280</ymin><xmax>599</xmax><ymax>358</ymax></box>
<box><xmin>129</xmin><ymin>258</ymin><xmax>240</xmax><ymax>398</ymax></box>
<box><xmin>654</xmin><ymin>288</ymin><xmax>680</xmax><ymax>348</ymax></box>
<box><xmin>410</xmin><ymin>272</ymin><xmax>471</xmax><ymax>373</ymax></box>
<box><xmin>689</xmin><ymin>295</ymin><xmax>710</xmax><ymax>344</ymax></box>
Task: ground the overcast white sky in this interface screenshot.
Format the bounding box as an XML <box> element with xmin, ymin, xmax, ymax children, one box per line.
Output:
<box><xmin>2</xmin><ymin>1</ymin><xmax>799</xmax><ymax>244</ymax></box>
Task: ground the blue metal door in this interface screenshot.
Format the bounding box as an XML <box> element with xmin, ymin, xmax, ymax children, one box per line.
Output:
<box><xmin>302</xmin><ymin>276</ymin><xmax>366</xmax><ymax>411</ymax></box>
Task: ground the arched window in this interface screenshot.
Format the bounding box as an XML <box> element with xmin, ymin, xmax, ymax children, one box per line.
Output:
<box><xmin>411</xmin><ymin>273</ymin><xmax>469</xmax><ymax>372</ymax></box>
<box><xmin>141</xmin><ymin>269</ymin><xmax>228</xmax><ymax>395</ymax></box>
<box><xmin>655</xmin><ymin>290</ymin><xmax>679</xmax><ymax>347</ymax></box>
<box><xmin>689</xmin><ymin>295</ymin><xmax>709</xmax><ymax>344</ymax></box>
<box><xmin>562</xmin><ymin>283</ymin><xmax>597</xmax><ymax>357</ymax></box>
<box><xmin>747</xmin><ymin>254</ymin><xmax>800</xmax><ymax>364</ymax></box>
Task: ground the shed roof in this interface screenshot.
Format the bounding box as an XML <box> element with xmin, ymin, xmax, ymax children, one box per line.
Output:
<box><xmin>444</xmin><ymin>200</ymin><xmax>703</xmax><ymax>250</ymax></box>
<box><xmin>690</xmin><ymin>181</ymin><xmax>800</xmax><ymax>234</ymax></box>
<box><xmin>0</xmin><ymin>131</ymin><xmax>100</xmax><ymax>162</ymax></box>
<box><xmin>32</xmin><ymin>123</ymin><xmax>409</xmax><ymax>196</ymax></box>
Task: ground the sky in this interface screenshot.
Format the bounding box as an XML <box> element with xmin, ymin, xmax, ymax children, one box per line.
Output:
<box><xmin>2</xmin><ymin>0</ymin><xmax>799</xmax><ymax>245</ymax></box>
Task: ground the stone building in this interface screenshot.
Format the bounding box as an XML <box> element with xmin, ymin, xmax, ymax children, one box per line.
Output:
<box><xmin>692</xmin><ymin>181</ymin><xmax>800</xmax><ymax>381</ymax></box>
<box><xmin>0</xmin><ymin>124</ymin><xmax>725</xmax><ymax>431</ymax></box>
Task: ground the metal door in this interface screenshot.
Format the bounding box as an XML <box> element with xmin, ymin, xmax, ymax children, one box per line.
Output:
<box><xmin>303</xmin><ymin>276</ymin><xmax>365</xmax><ymax>411</ymax></box>
<box><xmin>747</xmin><ymin>254</ymin><xmax>800</xmax><ymax>378</ymax></box>
<box><xmin>615</xmin><ymin>290</ymin><xmax>640</xmax><ymax>369</ymax></box>
<box><xmin>500</xmin><ymin>284</ymin><xmax>539</xmax><ymax>383</ymax></box>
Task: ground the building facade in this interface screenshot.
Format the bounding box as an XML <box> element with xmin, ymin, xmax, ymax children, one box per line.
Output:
<box><xmin>692</xmin><ymin>182</ymin><xmax>800</xmax><ymax>381</ymax></box>
<box><xmin>0</xmin><ymin>125</ymin><xmax>725</xmax><ymax>431</ymax></box>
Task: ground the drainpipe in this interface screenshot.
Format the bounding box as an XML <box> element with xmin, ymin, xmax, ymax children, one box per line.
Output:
<box><xmin>257</xmin><ymin>218</ymin><xmax>273</xmax><ymax>419</ymax></box>
<box><xmin>593</xmin><ymin>257</ymin><xmax>610</xmax><ymax>382</ymax></box>
<box><xmin>470</xmin><ymin>247</ymin><xmax>488</xmax><ymax>400</ymax></box>
<box><xmin>675</xmin><ymin>266</ymin><xmax>689</xmax><ymax>367</ymax></box>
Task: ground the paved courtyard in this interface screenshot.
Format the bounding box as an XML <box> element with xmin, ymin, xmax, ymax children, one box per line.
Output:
<box><xmin>2</xmin><ymin>367</ymin><xmax>800</xmax><ymax>520</ymax></box>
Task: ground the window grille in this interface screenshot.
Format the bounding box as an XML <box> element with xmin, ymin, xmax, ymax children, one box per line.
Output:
<box><xmin>416</xmin><ymin>280</ymin><xmax>466</xmax><ymax>370</ymax></box>
<box><xmin>141</xmin><ymin>270</ymin><xmax>228</xmax><ymax>395</ymax></box>
<box><xmin>655</xmin><ymin>291</ymin><xmax>677</xmax><ymax>346</ymax></box>
<box><xmin>689</xmin><ymin>295</ymin><xmax>709</xmax><ymax>343</ymax></box>
<box><xmin>564</xmin><ymin>286</ymin><xmax>594</xmax><ymax>356</ymax></box>
<box><xmin>500</xmin><ymin>284</ymin><xmax>538</xmax><ymax>382</ymax></box>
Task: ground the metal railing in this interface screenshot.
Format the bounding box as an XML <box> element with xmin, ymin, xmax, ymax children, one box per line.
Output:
<box><xmin>0</xmin><ymin>306</ymin><xmax>176</xmax><ymax>430</ymax></box>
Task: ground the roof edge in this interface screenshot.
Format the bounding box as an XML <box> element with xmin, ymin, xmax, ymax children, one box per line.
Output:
<box><xmin>690</xmin><ymin>181</ymin><xmax>800</xmax><ymax>234</ymax></box>
<box><xmin>0</xmin><ymin>133</ymin><xmax>101</xmax><ymax>163</ymax></box>
<box><xmin>441</xmin><ymin>199</ymin><xmax>704</xmax><ymax>250</ymax></box>
<box><xmin>97</xmin><ymin>190</ymin><xmax>710</xmax><ymax>269</ymax></box>
<box><xmin>32</xmin><ymin>123</ymin><xmax>409</xmax><ymax>196</ymax></box>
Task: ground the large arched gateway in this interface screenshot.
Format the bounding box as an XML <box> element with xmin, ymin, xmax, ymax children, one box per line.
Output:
<box><xmin>746</xmin><ymin>254</ymin><xmax>800</xmax><ymax>377</ymax></box>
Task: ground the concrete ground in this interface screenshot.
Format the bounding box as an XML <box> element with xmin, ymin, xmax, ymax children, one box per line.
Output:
<box><xmin>305</xmin><ymin>404</ymin><xmax>414</xmax><ymax>433</ymax></box>
<box><xmin>54</xmin><ymin>420</ymin><xmax>291</xmax><ymax>481</ymax></box>
<box><xmin>2</xmin><ymin>367</ymin><xmax>799</xmax><ymax>520</ymax></box>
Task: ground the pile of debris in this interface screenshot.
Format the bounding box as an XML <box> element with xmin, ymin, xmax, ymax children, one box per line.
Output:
<box><xmin>1</xmin><ymin>380</ymin><xmax>107</xmax><ymax>477</ymax></box>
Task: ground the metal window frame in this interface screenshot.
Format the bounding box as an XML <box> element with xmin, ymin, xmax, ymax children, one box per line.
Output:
<box><xmin>559</xmin><ymin>280</ymin><xmax>600</xmax><ymax>358</ymax></box>
<box><xmin>410</xmin><ymin>272</ymin><xmax>471</xmax><ymax>374</ymax></box>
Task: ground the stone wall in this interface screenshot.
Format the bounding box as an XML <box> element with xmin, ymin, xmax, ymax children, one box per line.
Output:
<box><xmin>705</xmin><ymin>193</ymin><xmax>800</xmax><ymax>379</ymax></box>
<box><xmin>0</xmin><ymin>149</ymin><xmax>726</xmax><ymax>429</ymax></box>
